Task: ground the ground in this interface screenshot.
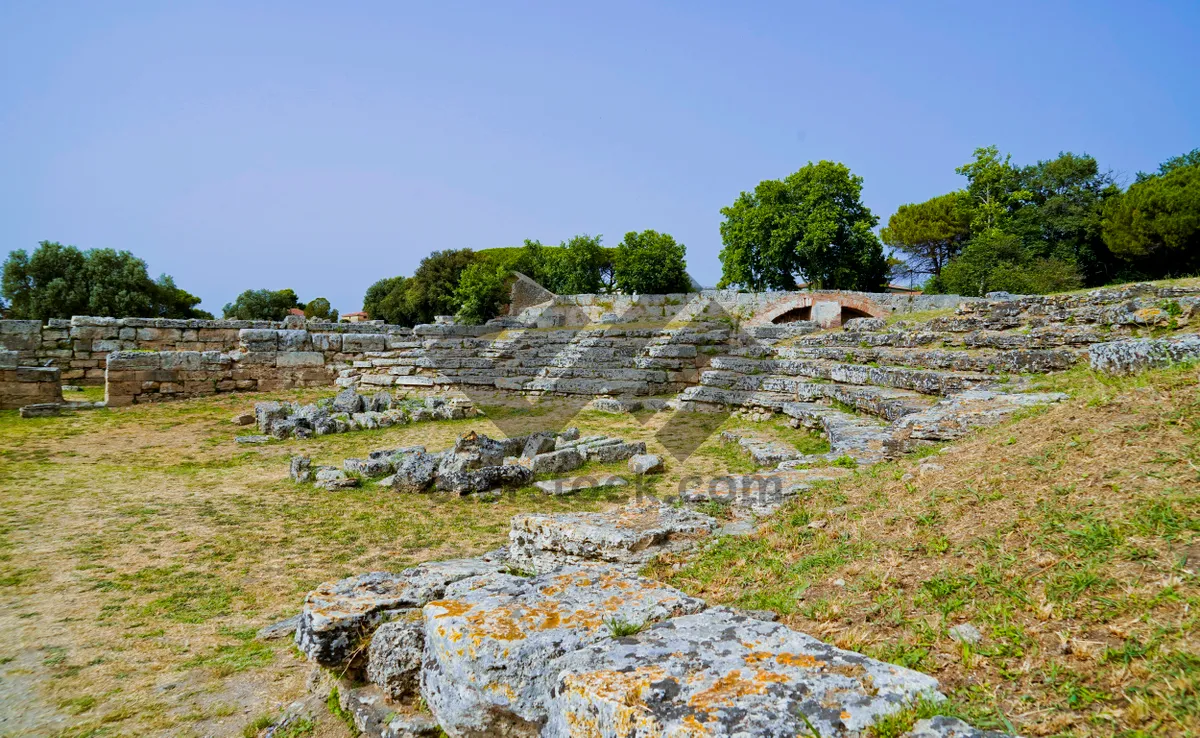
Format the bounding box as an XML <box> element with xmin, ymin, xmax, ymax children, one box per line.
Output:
<box><xmin>0</xmin><ymin>364</ymin><xmax>1196</xmax><ymax>737</ymax></box>
<box><xmin>651</xmin><ymin>363</ymin><xmax>1200</xmax><ymax>738</ymax></box>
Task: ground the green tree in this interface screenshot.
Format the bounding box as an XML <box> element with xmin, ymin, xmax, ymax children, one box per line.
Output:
<box><xmin>936</xmin><ymin>231</ymin><xmax>1081</xmax><ymax>296</ymax></box>
<box><xmin>956</xmin><ymin>146</ymin><xmax>1031</xmax><ymax>231</ymax></box>
<box><xmin>541</xmin><ymin>235</ymin><xmax>605</xmax><ymax>294</ymax></box>
<box><xmin>222</xmin><ymin>288</ymin><xmax>302</xmax><ymax>321</ymax></box>
<box><xmin>614</xmin><ymin>230</ymin><xmax>691</xmax><ymax>294</ymax></box>
<box><xmin>303</xmin><ymin>297</ymin><xmax>338</xmax><ymax>322</ymax></box>
<box><xmin>454</xmin><ymin>261</ymin><xmax>512</xmax><ymax>324</ymax></box>
<box><xmin>404</xmin><ymin>249</ymin><xmax>479</xmax><ymax>324</ymax></box>
<box><xmin>1012</xmin><ymin>152</ymin><xmax>1121</xmax><ymax>285</ymax></box>
<box><xmin>718</xmin><ymin>161</ymin><xmax>888</xmax><ymax>291</ymax></box>
<box><xmin>1102</xmin><ymin>152</ymin><xmax>1200</xmax><ymax>277</ymax></box>
<box><xmin>362</xmin><ymin>276</ymin><xmax>407</xmax><ymax>322</ymax></box>
<box><xmin>880</xmin><ymin>192</ymin><xmax>972</xmax><ymax>279</ymax></box>
<box><xmin>2</xmin><ymin>241</ymin><xmax>208</xmax><ymax>320</ymax></box>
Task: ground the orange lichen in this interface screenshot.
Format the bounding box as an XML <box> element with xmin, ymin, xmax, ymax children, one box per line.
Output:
<box><xmin>688</xmin><ymin>669</ymin><xmax>788</xmax><ymax>711</ymax></box>
<box><xmin>775</xmin><ymin>652</ymin><xmax>822</xmax><ymax>669</ymax></box>
<box><xmin>427</xmin><ymin>599</ymin><xmax>471</xmax><ymax>617</ymax></box>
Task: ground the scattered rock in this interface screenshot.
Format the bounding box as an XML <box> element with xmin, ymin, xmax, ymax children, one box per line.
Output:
<box><xmin>589</xmin><ymin>440</ymin><xmax>647</xmax><ymax>463</ymax></box>
<box><xmin>948</xmin><ymin>623</ymin><xmax>983</xmax><ymax>645</ymax></box>
<box><xmin>235</xmin><ymin>435</ymin><xmax>272</xmax><ymax>444</ymax></box>
<box><xmin>289</xmin><ymin>456</ymin><xmax>312</xmax><ymax>483</ymax></box>
<box><xmin>333</xmin><ymin>388</ymin><xmax>365</xmax><ymax>414</ymax></box>
<box><xmin>19</xmin><ymin>403</ymin><xmax>61</xmax><ymax>418</ymax></box>
<box><xmin>344</xmin><ymin>457</ymin><xmax>394</xmax><ymax>478</ymax></box>
<box><xmin>627</xmin><ymin>453</ymin><xmax>664</xmax><ymax>475</ymax></box>
<box><xmin>231</xmin><ymin>413</ymin><xmax>255</xmax><ymax>426</ymax></box>
<box><xmin>907</xmin><ymin>716</ymin><xmax>1011</xmax><ymax>737</ymax></box>
<box><xmin>529</xmin><ymin>447</ymin><xmax>586</xmax><ymax>475</ymax></box>
<box><xmin>336</xmin><ymin>683</ymin><xmax>441</xmax><ymax>738</ymax></box>
<box><xmin>392</xmin><ymin>452</ymin><xmax>439</xmax><ymax>492</ymax></box>
<box><xmin>257</xmin><ymin>614</ymin><xmax>300</xmax><ymax>641</ymax></box>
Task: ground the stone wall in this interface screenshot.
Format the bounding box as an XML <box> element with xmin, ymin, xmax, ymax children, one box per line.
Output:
<box><xmin>104</xmin><ymin>349</ymin><xmax>333</xmax><ymax>407</ymax></box>
<box><xmin>0</xmin><ymin>351</ymin><xmax>63</xmax><ymax>410</ymax></box>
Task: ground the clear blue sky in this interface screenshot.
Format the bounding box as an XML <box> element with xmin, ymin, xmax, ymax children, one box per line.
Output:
<box><xmin>2</xmin><ymin>2</ymin><xmax>1197</xmax><ymax>314</ymax></box>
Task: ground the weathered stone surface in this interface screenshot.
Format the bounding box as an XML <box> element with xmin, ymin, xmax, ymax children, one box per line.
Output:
<box><xmin>906</xmin><ymin>716</ymin><xmax>1011</xmax><ymax>738</ymax></box>
<box><xmin>895</xmin><ymin>390</ymin><xmax>1068</xmax><ymax>441</ymax></box>
<box><xmin>235</xmin><ymin>434</ymin><xmax>272</xmax><ymax>444</ymax></box>
<box><xmin>1088</xmin><ymin>335</ymin><xmax>1200</xmax><ymax>375</ymax></box>
<box><xmin>589</xmin><ymin>440</ymin><xmax>647</xmax><ymax>463</ymax></box>
<box><xmin>392</xmin><ymin>452</ymin><xmax>439</xmax><ymax>492</ymax></box>
<box><xmin>508</xmin><ymin>500</ymin><xmax>716</xmax><ymax>573</ymax></box>
<box><xmin>530</xmin><ymin>447</ymin><xmax>586</xmax><ymax>475</ymax></box>
<box><xmin>948</xmin><ymin>623</ymin><xmax>983</xmax><ymax>645</ymax></box>
<box><xmin>421</xmin><ymin>565</ymin><xmax>706</xmax><ymax>736</ymax></box>
<box><xmin>333</xmin><ymin>388</ymin><xmax>365</xmax><ymax>414</ymax></box>
<box><xmin>18</xmin><ymin>403</ymin><xmax>62</xmax><ymax>418</ymax></box>
<box><xmin>344</xmin><ymin>457</ymin><xmax>394</xmax><ymax>478</ymax></box>
<box><xmin>336</xmin><ymin>683</ymin><xmax>441</xmax><ymax>738</ymax></box>
<box><xmin>843</xmin><ymin>316</ymin><xmax>887</xmax><ymax>332</ymax></box>
<box><xmin>545</xmin><ymin>606</ymin><xmax>943</xmax><ymax>738</ymax></box>
<box><xmin>628</xmin><ymin>453</ymin><xmax>663</xmax><ymax>475</ymax></box>
<box><xmin>256</xmin><ymin>614</ymin><xmax>300</xmax><ymax>640</ymax></box>
<box><xmin>296</xmin><ymin>559</ymin><xmax>494</xmax><ymax>667</ymax></box>
<box><xmin>289</xmin><ymin>456</ymin><xmax>312</xmax><ymax>483</ymax></box>
<box><xmin>435</xmin><ymin>463</ymin><xmax>533</xmax><ymax>495</ymax></box>
<box><xmin>231</xmin><ymin>412</ymin><xmax>255</xmax><ymax>426</ymax></box>
<box><xmin>255</xmin><ymin>401</ymin><xmax>289</xmax><ymax>433</ymax></box>
<box><xmin>366</xmin><ymin>615</ymin><xmax>424</xmax><ymax>701</ymax></box>
<box><xmin>521</xmin><ymin>432</ymin><xmax>556</xmax><ymax>458</ymax></box>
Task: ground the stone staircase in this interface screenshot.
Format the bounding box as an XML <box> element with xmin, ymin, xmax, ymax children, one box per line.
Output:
<box><xmin>675</xmin><ymin>283</ymin><xmax>1200</xmax><ymax>474</ymax></box>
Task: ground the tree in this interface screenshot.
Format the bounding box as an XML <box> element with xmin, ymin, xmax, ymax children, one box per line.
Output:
<box><xmin>718</xmin><ymin>161</ymin><xmax>888</xmax><ymax>291</ymax></box>
<box><xmin>614</xmin><ymin>230</ymin><xmax>691</xmax><ymax>294</ymax></box>
<box><xmin>936</xmin><ymin>231</ymin><xmax>1081</xmax><ymax>296</ymax></box>
<box><xmin>880</xmin><ymin>192</ymin><xmax>972</xmax><ymax>279</ymax></box>
<box><xmin>1012</xmin><ymin>152</ymin><xmax>1120</xmax><ymax>285</ymax></box>
<box><xmin>362</xmin><ymin>276</ymin><xmax>407</xmax><ymax>322</ymax></box>
<box><xmin>404</xmin><ymin>249</ymin><xmax>479</xmax><ymax>324</ymax></box>
<box><xmin>222</xmin><ymin>288</ymin><xmax>301</xmax><ymax>321</ymax></box>
<box><xmin>541</xmin><ymin>235</ymin><xmax>605</xmax><ymax>294</ymax></box>
<box><xmin>303</xmin><ymin>297</ymin><xmax>338</xmax><ymax>323</ymax></box>
<box><xmin>1</xmin><ymin>241</ymin><xmax>208</xmax><ymax>320</ymax></box>
<box><xmin>454</xmin><ymin>261</ymin><xmax>512</xmax><ymax>325</ymax></box>
<box><xmin>955</xmin><ymin>146</ymin><xmax>1031</xmax><ymax>231</ymax></box>
<box><xmin>1102</xmin><ymin>153</ymin><xmax>1200</xmax><ymax>276</ymax></box>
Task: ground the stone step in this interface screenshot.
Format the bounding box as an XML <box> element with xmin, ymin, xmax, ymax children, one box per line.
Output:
<box><xmin>696</xmin><ymin>372</ymin><xmax>935</xmax><ymax>421</ymax></box>
<box><xmin>770</xmin><ymin>344</ymin><xmax>1081</xmax><ymax>373</ymax></box>
<box><xmin>708</xmin><ymin>355</ymin><xmax>992</xmax><ymax>395</ymax></box>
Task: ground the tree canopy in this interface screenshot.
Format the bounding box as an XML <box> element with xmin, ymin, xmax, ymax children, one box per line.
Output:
<box><xmin>1102</xmin><ymin>151</ymin><xmax>1200</xmax><ymax>277</ymax></box>
<box><xmin>880</xmin><ymin>192</ymin><xmax>972</xmax><ymax>279</ymax></box>
<box><xmin>614</xmin><ymin>230</ymin><xmax>691</xmax><ymax>294</ymax></box>
<box><xmin>303</xmin><ymin>297</ymin><xmax>338</xmax><ymax>323</ymax></box>
<box><xmin>222</xmin><ymin>288</ymin><xmax>302</xmax><ymax>321</ymax></box>
<box><xmin>1</xmin><ymin>241</ymin><xmax>209</xmax><ymax>321</ymax></box>
<box><xmin>718</xmin><ymin>161</ymin><xmax>888</xmax><ymax>291</ymax></box>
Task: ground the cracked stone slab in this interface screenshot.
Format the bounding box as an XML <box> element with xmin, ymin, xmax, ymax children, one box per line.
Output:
<box><xmin>420</xmin><ymin>564</ymin><xmax>706</xmax><ymax>736</ymax></box>
<box><xmin>1088</xmin><ymin>335</ymin><xmax>1200</xmax><ymax>375</ymax></box>
<box><xmin>295</xmin><ymin>558</ymin><xmax>494</xmax><ymax>667</ymax></box>
<box><xmin>532</xmin><ymin>475</ymin><xmax>628</xmax><ymax>496</ymax></box>
<box><xmin>545</xmin><ymin>606</ymin><xmax>943</xmax><ymax>738</ymax></box>
<box><xmin>893</xmin><ymin>390</ymin><xmax>1068</xmax><ymax>441</ymax></box>
<box><xmin>508</xmin><ymin>500</ymin><xmax>716</xmax><ymax>573</ymax></box>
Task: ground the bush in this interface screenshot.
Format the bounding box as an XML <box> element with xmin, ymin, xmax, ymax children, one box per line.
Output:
<box><xmin>935</xmin><ymin>231</ymin><xmax>1082</xmax><ymax>296</ymax></box>
<box><xmin>454</xmin><ymin>261</ymin><xmax>513</xmax><ymax>325</ymax></box>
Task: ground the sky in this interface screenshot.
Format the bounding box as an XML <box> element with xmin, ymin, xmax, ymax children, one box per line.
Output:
<box><xmin>1</xmin><ymin>2</ymin><xmax>1197</xmax><ymax>314</ymax></box>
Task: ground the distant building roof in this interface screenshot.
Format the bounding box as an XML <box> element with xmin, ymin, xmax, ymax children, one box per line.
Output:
<box><xmin>287</xmin><ymin>308</ymin><xmax>305</xmax><ymax>316</ymax></box>
<box><xmin>343</xmin><ymin>311</ymin><xmax>367</xmax><ymax>318</ymax></box>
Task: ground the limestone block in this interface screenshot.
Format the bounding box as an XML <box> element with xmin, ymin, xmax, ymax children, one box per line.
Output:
<box><xmin>421</xmin><ymin>565</ymin><xmax>705</xmax><ymax>736</ymax></box>
<box><xmin>545</xmin><ymin>607</ymin><xmax>942</xmax><ymax>738</ymax></box>
<box><xmin>296</xmin><ymin>558</ymin><xmax>494</xmax><ymax>667</ymax></box>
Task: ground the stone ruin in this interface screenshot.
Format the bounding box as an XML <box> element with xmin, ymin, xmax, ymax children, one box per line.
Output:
<box><xmin>5</xmin><ymin>283</ymin><xmax>1200</xmax><ymax>736</ymax></box>
<box><xmin>235</xmin><ymin>388</ymin><xmax>479</xmax><ymax>444</ymax></box>
<box><xmin>289</xmin><ymin>427</ymin><xmax>657</xmax><ymax>494</ymax></box>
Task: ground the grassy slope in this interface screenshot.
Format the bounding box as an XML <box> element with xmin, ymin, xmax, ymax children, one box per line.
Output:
<box><xmin>649</xmin><ymin>363</ymin><xmax>1200</xmax><ymax>737</ymax></box>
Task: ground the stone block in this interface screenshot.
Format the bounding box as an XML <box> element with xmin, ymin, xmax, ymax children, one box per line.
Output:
<box><xmin>275</xmin><ymin>351</ymin><xmax>324</xmax><ymax>368</ymax></box>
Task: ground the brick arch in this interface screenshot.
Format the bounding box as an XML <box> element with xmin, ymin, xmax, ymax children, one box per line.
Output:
<box><xmin>752</xmin><ymin>292</ymin><xmax>889</xmax><ymax>329</ymax></box>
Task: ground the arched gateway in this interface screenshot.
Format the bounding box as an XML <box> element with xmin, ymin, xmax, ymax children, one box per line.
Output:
<box><xmin>750</xmin><ymin>292</ymin><xmax>889</xmax><ymax>329</ymax></box>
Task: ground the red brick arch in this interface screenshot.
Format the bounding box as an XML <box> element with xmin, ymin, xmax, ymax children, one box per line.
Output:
<box><xmin>751</xmin><ymin>292</ymin><xmax>890</xmax><ymax>328</ymax></box>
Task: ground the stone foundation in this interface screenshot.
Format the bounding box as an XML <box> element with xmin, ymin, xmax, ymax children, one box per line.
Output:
<box><xmin>104</xmin><ymin>350</ymin><xmax>332</xmax><ymax>407</ymax></box>
<box><xmin>0</xmin><ymin>351</ymin><xmax>63</xmax><ymax>410</ymax></box>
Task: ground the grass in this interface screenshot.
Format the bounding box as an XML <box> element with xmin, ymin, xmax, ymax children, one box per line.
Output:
<box><xmin>649</xmin><ymin>361</ymin><xmax>1200</xmax><ymax>737</ymax></box>
<box><xmin>604</xmin><ymin>616</ymin><xmax>646</xmax><ymax>638</ymax></box>
<box><xmin>0</xmin><ymin>386</ymin><xmax>755</xmax><ymax>736</ymax></box>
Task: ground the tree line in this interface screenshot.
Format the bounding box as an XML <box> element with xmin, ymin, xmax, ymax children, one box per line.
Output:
<box><xmin>717</xmin><ymin>146</ymin><xmax>1200</xmax><ymax>296</ymax></box>
<box><xmin>362</xmin><ymin>230</ymin><xmax>692</xmax><ymax>326</ymax></box>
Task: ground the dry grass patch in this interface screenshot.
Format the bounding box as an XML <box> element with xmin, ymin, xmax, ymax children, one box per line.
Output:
<box><xmin>651</xmin><ymin>363</ymin><xmax>1200</xmax><ymax>737</ymax></box>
